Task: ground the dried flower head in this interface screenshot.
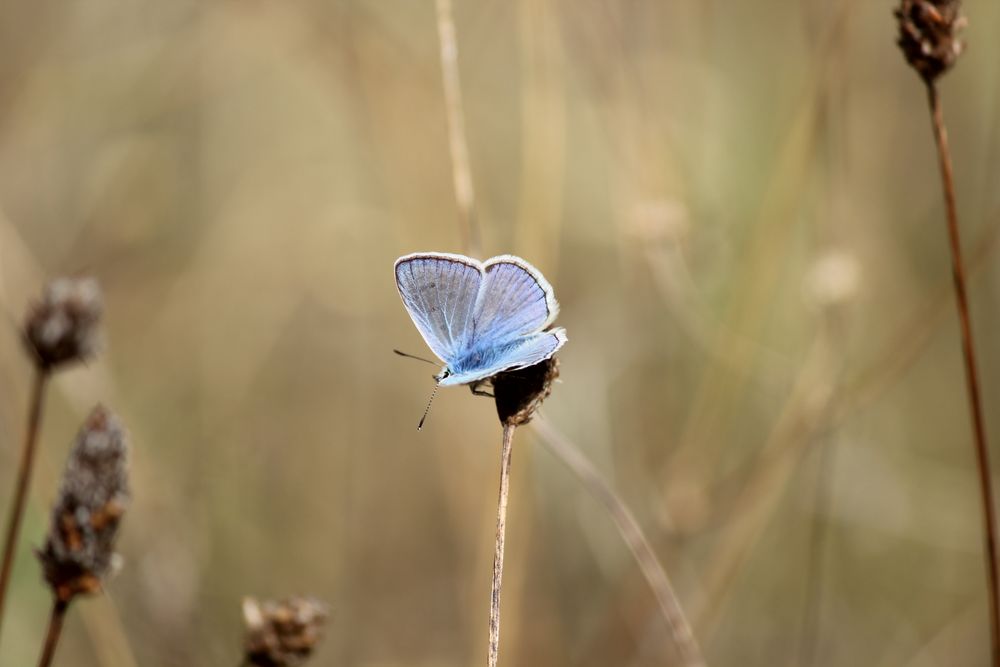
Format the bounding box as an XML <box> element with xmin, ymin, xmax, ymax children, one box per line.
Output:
<box><xmin>895</xmin><ymin>0</ymin><xmax>966</xmax><ymax>82</ymax></box>
<box><xmin>243</xmin><ymin>596</ymin><xmax>329</xmax><ymax>667</ymax></box>
<box><xmin>492</xmin><ymin>356</ymin><xmax>560</xmax><ymax>427</ymax></box>
<box><xmin>23</xmin><ymin>277</ymin><xmax>103</xmax><ymax>370</ymax></box>
<box><xmin>38</xmin><ymin>406</ymin><xmax>129</xmax><ymax>603</ymax></box>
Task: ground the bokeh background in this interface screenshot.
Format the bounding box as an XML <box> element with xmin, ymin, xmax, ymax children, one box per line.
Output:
<box><xmin>1</xmin><ymin>1</ymin><xmax>1000</xmax><ymax>665</ymax></box>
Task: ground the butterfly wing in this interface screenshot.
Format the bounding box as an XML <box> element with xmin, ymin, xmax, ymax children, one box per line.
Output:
<box><xmin>394</xmin><ymin>252</ymin><xmax>483</xmax><ymax>364</ymax></box>
<box><xmin>473</xmin><ymin>255</ymin><xmax>559</xmax><ymax>343</ymax></box>
<box><xmin>440</xmin><ymin>328</ymin><xmax>567</xmax><ymax>386</ymax></box>
<box><xmin>437</xmin><ymin>255</ymin><xmax>564</xmax><ymax>385</ymax></box>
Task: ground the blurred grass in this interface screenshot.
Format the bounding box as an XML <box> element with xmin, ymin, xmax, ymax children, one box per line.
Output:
<box><xmin>1</xmin><ymin>1</ymin><xmax>1000</xmax><ymax>665</ymax></box>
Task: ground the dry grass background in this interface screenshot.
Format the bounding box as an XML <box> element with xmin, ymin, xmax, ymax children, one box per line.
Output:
<box><xmin>1</xmin><ymin>0</ymin><xmax>1000</xmax><ymax>665</ymax></box>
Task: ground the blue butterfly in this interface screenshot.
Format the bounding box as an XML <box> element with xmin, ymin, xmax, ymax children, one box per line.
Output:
<box><xmin>395</xmin><ymin>252</ymin><xmax>567</xmax><ymax>388</ymax></box>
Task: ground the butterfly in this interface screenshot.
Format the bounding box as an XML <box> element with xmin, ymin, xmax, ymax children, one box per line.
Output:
<box><xmin>394</xmin><ymin>252</ymin><xmax>567</xmax><ymax>391</ymax></box>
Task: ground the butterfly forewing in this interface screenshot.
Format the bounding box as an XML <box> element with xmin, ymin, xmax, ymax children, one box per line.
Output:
<box><xmin>395</xmin><ymin>253</ymin><xmax>482</xmax><ymax>363</ymax></box>
<box><xmin>473</xmin><ymin>257</ymin><xmax>558</xmax><ymax>345</ymax></box>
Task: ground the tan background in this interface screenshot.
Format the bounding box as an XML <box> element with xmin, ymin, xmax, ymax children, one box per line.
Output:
<box><xmin>1</xmin><ymin>1</ymin><xmax>1000</xmax><ymax>665</ymax></box>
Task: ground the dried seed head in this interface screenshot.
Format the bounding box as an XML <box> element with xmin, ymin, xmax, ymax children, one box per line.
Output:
<box><xmin>492</xmin><ymin>356</ymin><xmax>560</xmax><ymax>427</ymax></box>
<box><xmin>803</xmin><ymin>249</ymin><xmax>862</xmax><ymax>311</ymax></box>
<box><xmin>23</xmin><ymin>277</ymin><xmax>104</xmax><ymax>370</ymax></box>
<box><xmin>38</xmin><ymin>406</ymin><xmax>130</xmax><ymax>603</ymax></box>
<box><xmin>895</xmin><ymin>0</ymin><xmax>966</xmax><ymax>82</ymax></box>
<box><xmin>243</xmin><ymin>596</ymin><xmax>329</xmax><ymax>667</ymax></box>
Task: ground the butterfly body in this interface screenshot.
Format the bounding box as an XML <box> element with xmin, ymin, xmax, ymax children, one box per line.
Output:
<box><xmin>395</xmin><ymin>252</ymin><xmax>567</xmax><ymax>387</ymax></box>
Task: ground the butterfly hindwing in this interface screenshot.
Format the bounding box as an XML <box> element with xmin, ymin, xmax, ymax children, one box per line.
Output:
<box><xmin>440</xmin><ymin>329</ymin><xmax>567</xmax><ymax>386</ymax></box>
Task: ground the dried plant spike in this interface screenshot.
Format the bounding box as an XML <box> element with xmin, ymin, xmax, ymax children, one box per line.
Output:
<box><xmin>23</xmin><ymin>276</ymin><xmax>103</xmax><ymax>371</ymax></box>
<box><xmin>242</xmin><ymin>596</ymin><xmax>329</xmax><ymax>667</ymax></box>
<box><xmin>895</xmin><ymin>0</ymin><xmax>966</xmax><ymax>82</ymax></box>
<box><xmin>898</xmin><ymin>1</ymin><xmax>1000</xmax><ymax>659</ymax></box>
<box><xmin>38</xmin><ymin>405</ymin><xmax>130</xmax><ymax>603</ymax></box>
<box><xmin>492</xmin><ymin>356</ymin><xmax>560</xmax><ymax>427</ymax></box>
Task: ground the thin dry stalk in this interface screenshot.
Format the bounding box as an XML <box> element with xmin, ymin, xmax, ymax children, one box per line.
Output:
<box><xmin>533</xmin><ymin>417</ymin><xmax>706</xmax><ymax>667</ymax></box>
<box><xmin>835</xmin><ymin>214</ymin><xmax>1000</xmax><ymax>423</ymax></box>
<box><xmin>796</xmin><ymin>312</ymin><xmax>849</xmax><ymax>666</ymax></box>
<box><xmin>434</xmin><ymin>0</ymin><xmax>481</xmax><ymax>257</ymax></box>
<box><xmin>661</xmin><ymin>0</ymin><xmax>852</xmax><ymax>493</ymax></box>
<box><xmin>926</xmin><ymin>80</ymin><xmax>1000</xmax><ymax>665</ymax></box>
<box><xmin>36</xmin><ymin>598</ymin><xmax>68</xmax><ymax>667</ymax></box>
<box><xmin>0</xmin><ymin>368</ymin><xmax>48</xmax><ymax>633</ymax></box>
<box><xmin>891</xmin><ymin>1</ymin><xmax>998</xmax><ymax>647</ymax></box>
<box><xmin>896</xmin><ymin>2</ymin><xmax>997</xmax><ymax>653</ymax></box>
<box><xmin>796</xmin><ymin>432</ymin><xmax>836</xmax><ymax>667</ymax></box>
<box><xmin>488</xmin><ymin>424</ymin><xmax>516</xmax><ymax>667</ymax></box>
<box><xmin>694</xmin><ymin>335</ymin><xmax>838</xmax><ymax>634</ymax></box>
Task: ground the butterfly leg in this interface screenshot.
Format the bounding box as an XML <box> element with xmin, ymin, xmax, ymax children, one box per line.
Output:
<box><xmin>469</xmin><ymin>379</ymin><xmax>495</xmax><ymax>398</ymax></box>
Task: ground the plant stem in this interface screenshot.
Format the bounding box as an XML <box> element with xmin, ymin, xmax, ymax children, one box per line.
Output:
<box><xmin>533</xmin><ymin>417</ymin><xmax>706</xmax><ymax>667</ymax></box>
<box><xmin>434</xmin><ymin>0</ymin><xmax>481</xmax><ymax>257</ymax></box>
<box><xmin>926</xmin><ymin>81</ymin><xmax>1000</xmax><ymax>666</ymax></box>
<box><xmin>488</xmin><ymin>424</ymin><xmax>516</xmax><ymax>667</ymax></box>
<box><xmin>0</xmin><ymin>368</ymin><xmax>49</xmax><ymax>636</ymax></box>
<box><xmin>37</xmin><ymin>598</ymin><xmax>68</xmax><ymax>667</ymax></box>
<box><xmin>797</xmin><ymin>430</ymin><xmax>836</xmax><ymax>666</ymax></box>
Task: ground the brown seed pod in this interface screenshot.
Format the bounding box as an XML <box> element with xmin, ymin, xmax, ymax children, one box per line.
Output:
<box><xmin>492</xmin><ymin>356</ymin><xmax>560</xmax><ymax>427</ymax></box>
<box><xmin>23</xmin><ymin>277</ymin><xmax>103</xmax><ymax>370</ymax></box>
<box><xmin>895</xmin><ymin>0</ymin><xmax>966</xmax><ymax>82</ymax></box>
<box><xmin>243</xmin><ymin>596</ymin><xmax>329</xmax><ymax>667</ymax></box>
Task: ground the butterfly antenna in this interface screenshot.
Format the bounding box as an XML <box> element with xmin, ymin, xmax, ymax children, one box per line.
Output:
<box><xmin>417</xmin><ymin>380</ymin><xmax>442</xmax><ymax>430</ymax></box>
<box><xmin>393</xmin><ymin>349</ymin><xmax>440</xmax><ymax>367</ymax></box>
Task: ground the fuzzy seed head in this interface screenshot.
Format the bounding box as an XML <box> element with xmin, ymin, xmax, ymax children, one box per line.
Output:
<box><xmin>24</xmin><ymin>277</ymin><xmax>104</xmax><ymax>370</ymax></box>
<box><xmin>38</xmin><ymin>406</ymin><xmax>130</xmax><ymax>602</ymax></box>
<box><xmin>803</xmin><ymin>249</ymin><xmax>862</xmax><ymax>310</ymax></box>
<box><xmin>243</xmin><ymin>597</ymin><xmax>329</xmax><ymax>667</ymax></box>
<box><xmin>895</xmin><ymin>0</ymin><xmax>966</xmax><ymax>82</ymax></box>
<box><xmin>492</xmin><ymin>356</ymin><xmax>560</xmax><ymax>427</ymax></box>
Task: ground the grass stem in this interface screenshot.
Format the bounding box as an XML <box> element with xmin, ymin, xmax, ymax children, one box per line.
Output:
<box><xmin>926</xmin><ymin>80</ymin><xmax>1000</xmax><ymax>666</ymax></box>
<box><xmin>533</xmin><ymin>417</ymin><xmax>706</xmax><ymax>667</ymax></box>
<box><xmin>36</xmin><ymin>598</ymin><xmax>68</xmax><ymax>667</ymax></box>
<box><xmin>434</xmin><ymin>0</ymin><xmax>481</xmax><ymax>257</ymax></box>
<box><xmin>0</xmin><ymin>368</ymin><xmax>49</xmax><ymax>637</ymax></box>
<box><xmin>797</xmin><ymin>431</ymin><xmax>837</xmax><ymax>666</ymax></box>
<box><xmin>488</xmin><ymin>424</ymin><xmax>516</xmax><ymax>667</ymax></box>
